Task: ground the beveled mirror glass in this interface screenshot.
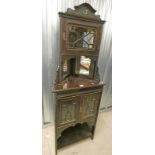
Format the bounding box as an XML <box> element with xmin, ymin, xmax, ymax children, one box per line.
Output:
<box><xmin>67</xmin><ymin>24</ymin><xmax>96</xmax><ymax>50</ymax></box>
<box><xmin>79</xmin><ymin>56</ymin><xmax>91</xmax><ymax>76</ymax></box>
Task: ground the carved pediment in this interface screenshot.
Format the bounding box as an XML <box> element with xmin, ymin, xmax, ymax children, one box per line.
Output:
<box><xmin>59</xmin><ymin>3</ymin><xmax>103</xmax><ymax>22</ymax></box>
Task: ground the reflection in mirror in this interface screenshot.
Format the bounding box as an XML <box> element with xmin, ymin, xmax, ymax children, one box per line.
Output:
<box><xmin>63</xmin><ymin>60</ymin><xmax>68</xmax><ymax>73</ymax></box>
<box><xmin>62</xmin><ymin>57</ymin><xmax>76</xmax><ymax>79</ymax></box>
<box><xmin>80</xmin><ymin>56</ymin><xmax>91</xmax><ymax>76</ymax></box>
<box><xmin>63</xmin><ymin>60</ymin><xmax>69</xmax><ymax>78</ymax></box>
<box><xmin>68</xmin><ymin>25</ymin><xmax>96</xmax><ymax>50</ymax></box>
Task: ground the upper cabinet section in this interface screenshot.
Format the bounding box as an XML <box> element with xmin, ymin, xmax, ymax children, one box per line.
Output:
<box><xmin>67</xmin><ymin>24</ymin><xmax>96</xmax><ymax>50</ymax></box>
<box><xmin>59</xmin><ymin>3</ymin><xmax>105</xmax><ymax>55</ymax></box>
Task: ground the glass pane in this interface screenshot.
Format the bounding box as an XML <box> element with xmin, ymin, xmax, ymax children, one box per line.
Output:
<box><xmin>67</xmin><ymin>25</ymin><xmax>96</xmax><ymax>50</ymax></box>
<box><xmin>80</xmin><ymin>56</ymin><xmax>91</xmax><ymax>76</ymax></box>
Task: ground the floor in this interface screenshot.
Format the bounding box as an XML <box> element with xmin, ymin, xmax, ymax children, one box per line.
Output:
<box><xmin>42</xmin><ymin>110</ymin><xmax>112</xmax><ymax>155</ymax></box>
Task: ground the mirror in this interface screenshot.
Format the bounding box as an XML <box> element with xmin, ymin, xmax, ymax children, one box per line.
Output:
<box><xmin>63</xmin><ymin>60</ymin><xmax>68</xmax><ymax>73</ymax></box>
<box><xmin>79</xmin><ymin>56</ymin><xmax>91</xmax><ymax>76</ymax></box>
<box><xmin>62</xmin><ymin>57</ymin><xmax>76</xmax><ymax>79</ymax></box>
<box><xmin>63</xmin><ymin>59</ymin><xmax>70</xmax><ymax>78</ymax></box>
<box><xmin>67</xmin><ymin>24</ymin><xmax>96</xmax><ymax>50</ymax></box>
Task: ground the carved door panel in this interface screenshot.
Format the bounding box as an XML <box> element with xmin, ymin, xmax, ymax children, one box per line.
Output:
<box><xmin>57</xmin><ymin>96</ymin><xmax>79</xmax><ymax>126</ymax></box>
<box><xmin>80</xmin><ymin>92</ymin><xmax>101</xmax><ymax>120</ymax></box>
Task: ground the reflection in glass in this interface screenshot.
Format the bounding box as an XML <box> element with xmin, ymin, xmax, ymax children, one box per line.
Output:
<box><xmin>68</xmin><ymin>25</ymin><xmax>96</xmax><ymax>49</ymax></box>
<box><xmin>80</xmin><ymin>56</ymin><xmax>91</xmax><ymax>76</ymax></box>
<box><xmin>63</xmin><ymin>60</ymin><xmax>69</xmax><ymax>78</ymax></box>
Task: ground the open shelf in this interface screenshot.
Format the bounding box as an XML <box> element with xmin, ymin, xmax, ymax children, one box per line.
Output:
<box><xmin>57</xmin><ymin>123</ymin><xmax>93</xmax><ymax>149</ymax></box>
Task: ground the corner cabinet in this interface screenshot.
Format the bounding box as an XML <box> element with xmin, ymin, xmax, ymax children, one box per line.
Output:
<box><xmin>52</xmin><ymin>3</ymin><xmax>106</xmax><ymax>154</ymax></box>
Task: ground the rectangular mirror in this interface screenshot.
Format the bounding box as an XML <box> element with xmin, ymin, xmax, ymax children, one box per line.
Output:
<box><xmin>62</xmin><ymin>56</ymin><xmax>96</xmax><ymax>80</ymax></box>
<box><xmin>79</xmin><ymin>56</ymin><xmax>91</xmax><ymax>76</ymax></box>
<box><xmin>62</xmin><ymin>57</ymin><xmax>76</xmax><ymax>79</ymax></box>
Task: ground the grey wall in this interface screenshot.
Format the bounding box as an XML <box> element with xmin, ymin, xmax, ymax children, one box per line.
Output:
<box><xmin>42</xmin><ymin>0</ymin><xmax>112</xmax><ymax>125</ymax></box>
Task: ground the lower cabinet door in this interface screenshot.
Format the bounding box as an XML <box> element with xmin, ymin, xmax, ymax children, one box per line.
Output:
<box><xmin>80</xmin><ymin>92</ymin><xmax>101</xmax><ymax>120</ymax></box>
<box><xmin>57</xmin><ymin>96</ymin><xmax>79</xmax><ymax>126</ymax></box>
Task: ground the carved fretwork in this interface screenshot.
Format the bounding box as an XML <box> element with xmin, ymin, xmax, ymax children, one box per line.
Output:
<box><xmin>60</xmin><ymin>101</ymin><xmax>76</xmax><ymax>123</ymax></box>
<box><xmin>57</xmin><ymin>120</ymin><xmax>95</xmax><ymax>140</ymax></box>
<box><xmin>82</xmin><ymin>95</ymin><xmax>96</xmax><ymax>117</ymax></box>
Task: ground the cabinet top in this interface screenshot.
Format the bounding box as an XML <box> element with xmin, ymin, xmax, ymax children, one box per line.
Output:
<box><xmin>53</xmin><ymin>76</ymin><xmax>104</xmax><ymax>93</ymax></box>
<box><xmin>59</xmin><ymin>3</ymin><xmax>105</xmax><ymax>24</ymax></box>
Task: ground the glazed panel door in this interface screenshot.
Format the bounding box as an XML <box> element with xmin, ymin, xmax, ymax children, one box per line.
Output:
<box><xmin>80</xmin><ymin>92</ymin><xmax>101</xmax><ymax>120</ymax></box>
<box><xmin>67</xmin><ymin>24</ymin><xmax>97</xmax><ymax>50</ymax></box>
<box><xmin>57</xmin><ymin>96</ymin><xmax>79</xmax><ymax>126</ymax></box>
<box><xmin>61</xmin><ymin>18</ymin><xmax>101</xmax><ymax>55</ymax></box>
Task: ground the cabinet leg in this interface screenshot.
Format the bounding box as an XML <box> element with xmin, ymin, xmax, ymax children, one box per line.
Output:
<box><xmin>91</xmin><ymin>126</ymin><xmax>95</xmax><ymax>140</ymax></box>
<box><xmin>91</xmin><ymin>135</ymin><xmax>94</xmax><ymax>140</ymax></box>
<box><xmin>55</xmin><ymin>140</ymin><xmax>58</xmax><ymax>155</ymax></box>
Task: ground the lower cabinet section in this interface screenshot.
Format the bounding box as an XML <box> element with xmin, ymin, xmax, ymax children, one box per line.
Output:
<box><xmin>55</xmin><ymin>90</ymin><xmax>102</xmax><ymax>149</ymax></box>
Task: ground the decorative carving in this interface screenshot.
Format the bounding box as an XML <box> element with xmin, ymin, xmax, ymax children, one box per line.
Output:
<box><xmin>57</xmin><ymin>128</ymin><xmax>65</xmax><ymax>140</ymax></box>
<box><xmin>56</xmin><ymin>123</ymin><xmax>78</xmax><ymax>140</ymax></box>
<box><xmin>74</xmin><ymin>3</ymin><xmax>96</xmax><ymax>13</ymax></box>
<box><xmin>82</xmin><ymin>95</ymin><xmax>96</xmax><ymax>117</ymax></box>
<box><xmin>61</xmin><ymin>101</ymin><xmax>76</xmax><ymax>123</ymax></box>
<box><xmin>57</xmin><ymin>120</ymin><xmax>95</xmax><ymax>140</ymax></box>
<box><xmin>81</xmin><ymin>93</ymin><xmax>100</xmax><ymax>118</ymax></box>
<box><xmin>59</xmin><ymin>3</ymin><xmax>103</xmax><ymax>22</ymax></box>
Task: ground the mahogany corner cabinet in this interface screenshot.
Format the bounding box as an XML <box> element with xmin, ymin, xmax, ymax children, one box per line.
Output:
<box><xmin>52</xmin><ymin>3</ymin><xmax>106</xmax><ymax>153</ymax></box>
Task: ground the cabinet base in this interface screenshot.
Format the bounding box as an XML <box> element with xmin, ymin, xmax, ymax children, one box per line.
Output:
<box><xmin>57</xmin><ymin>123</ymin><xmax>93</xmax><ymax>149</ymax></box>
